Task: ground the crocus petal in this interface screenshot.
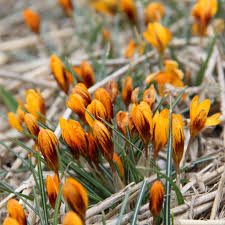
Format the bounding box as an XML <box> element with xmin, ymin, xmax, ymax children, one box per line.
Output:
<box><xmin>205</xmin><ymin>113</ymin><xmax>221</xmax><ymax>126</ymax></box>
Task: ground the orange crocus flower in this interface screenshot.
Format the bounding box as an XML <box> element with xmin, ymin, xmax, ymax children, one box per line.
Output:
<box><xmin>120</xmin><ymin>0</ymin><xmax>137</xmax><ymax>23</ymax></box>
<box><xmin>25</xmin><ymin>89</ymin><xmax>46</xmax><ymax>123</ymax></box>
<box><xmin>144</xmin><ymin>2</ymin><xmax>164</xmax><ymax>22</ymax></box>
<box><xmin>122</xmin><ymin>76</ymin><xmax>133</xmax><ymax>109</ymax></box>
<box><xmin>125</xmin><ymin>40</ymin><xmax>136</xmax><ymax>58</ymax></box>
<box><xmin>46</xmin><ymin>173</ymin><xmax>59</xmax><ymax>208</ymax></box>
<box><xmin>8</xmin><ymin>199</ymin><xmax>27</xmax><ymax>225</ymax></box>
<box><xmin>143</xmin><ymin>85</ymin><xmax>156</xmax><ymax>109</ymax></box>
<box><xmin>131</xmin><ymin>87</ymin><xmax>139</xmax><ymax>105</ymax></box>
<box><xmin>38</xmin><ymin>129</ymin><xmax>59</xmax><ymax>173</ymax></box>
<box><xmin>85</xmin><ymin>99</ymin><xmax>107</xmax><ymax>127</ymax></box>
<box><xmin>23</xmin><ymin>8</ymin><xmax>40</xmax><ymax>33</ymax></box>
<box><xmin>50</xmin><ymin>54</ymin><xmax>70</xmax><ymax>94</ymax></box>
<box><xmin>189</xmin><ymin>96</ymin><xmax>221</xmax><ymax>139</ymax></box>
<box><xmin>191</xmin><ymin>0</ymin><xmax>218</xmax><ymax>36</ymax></box>
<box><xmin>143</xmin><ymin>22</ymin><xmax>171</xmax><ymax>54</ymax></box>
<box><xmin>63</xmin><ymin>177</ymin><xmax>88</xmax><ymax>223</ymax></box>
<box><xmin>105</xmin><ymin>80</ymin><xmax>119</xmax><ymax>104</ymax></box>
<box><xmin>146</xmin><ymin>60</ymin><xmax>185</xmax><ymax>97</ymax></box>
<box><xmin>8</xmin><ymin>112</ymin><xmax>23</xmax><ymax>132</ymax></box>
<box><xmin>172</xmin><ymin>114</ymin><xmax>184</xmax><ymax>173</ymax></box>
<box><xmin>63</xmin><ymin>211</ymin><xmax>83</xmax><ymax>225</ymax></box>
<box><xmin>24</xmin><ymin>113</ymin><xmax>40</xmax><ymax>137</ymax></box>
<box><xmin>16</xmin><ymin>107</ymin><xmax>25</xmax><ymax>123</ymax></box>
<box><xmin>92</xmin><ymin>120</ymin><xmax>114</xmax><ymax>163</ymax></box>
<box><xmin>152</xmin><ymin>108</ymin><xmax>169</xmax><ymax>158</ymax></box>
<box><xmin>58</xmin><ymin>0</ymin><xmax>73</xmax><ymax>16</ymax></box>
<box><xmin>149</xmin><ymin>181</ymin><xmax>164</xmax><ymax>224</ymax></box>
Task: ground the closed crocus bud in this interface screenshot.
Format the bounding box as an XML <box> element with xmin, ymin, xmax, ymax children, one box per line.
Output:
<box><xmin>189</xmin><ymin>96</ymin><xmax>221</xmax><ymax>139</ymax></box>
<box><xmin>50</xmin><ymin>54</ymin><xmax>70</xmax><ymax>94</ymax></box>
<box><xmin>3</xmin><ymin>217</ymin><xmax>20</xmax><ymax>225</ymax></box>
<box><xmin>125</xmin><ymin>40</ymin><xmax>136</xmax><ymax>58</ymax></box>
<box><xmin>143</xmin><ymin>85</ymin><xmax>156</xmax><ymax>109</ymax></box>
<box><xmin>131</xmin><ymin>102</ymin><xmax>153</xmax><ymax>157</ymax></box>
<box><xmin>143</xmin><ymin>22</ymin><xmax>171</xmax><ymax>54</ymax></box>
<box><xmin>58</xmin><ymin>0</ymin><xmax>73</xmax><ymax>16</ymax></box>
<box><xmin>46</xmin><ymin>173</ymin><xmax>59</xmax><ymax>208</ymax></box>
<box><xmin>120</xmin><ymin>0</ymin><xmax>137</xmax><ymax>23</ymax></box>
<box><xmin>122</xmin><ymin>76</ymin><xmax>133</xmax><ymax>109</ymax></box>
<box><xmin>152</xmin><ymin>108</ymin><xmax>169</xmax><ymax>159</ymax></box>
<box><xmin>191</xmin><ymin>0</ymin><xmax>217</xmax><ymax>36</ymax></box>
<box><xmin>25</xmin><ymin>89</ymin><xmax>46</xmax><ymax>123</ymax></box>
<box><xmin>94</xmin><ymin>88</ymin><xmax>113</xmax><ymax>122</ymax></box>
<box><xmin>8</xmin><ymin>199</ymin><xmax>27</xmax><ymax>225</ymax></box>
<box><xmin>88</xmin><ymin>133</ymin><xmax>99</xmax><ymax>165</ymax></box>
<box><xmin>38</xmin><ymin>129</ymin><xmax>59</xmax><ymax>173</ymax></box>
<box><xmin>105</xmin><ymin>80</ymin><xmax>119</xmax><ymax>104</ymax></box>
<box><xmin>144</xmin><ymin>2</ymin><xmax>164</xmax><ymax>22</ymax></box>
<box><xmin>131</xmin><ymin>87</ymin><xmax>139</xmax><ymax>105</ymax></box>
<box><xmin>63</xmin><ymin>211</ymin><xmax>83</xmax><ymax>225</ymax></box>
<box><xmin>172</xmin><ymin>114</ymin><xmax>184</xmax><ymax>171</ymax></box>
<box><xmin>116</xmin><ymin>111</ymin><xmax>129</xmax><ymax>136</ymax></box>
<box><xmin>23</xmin><ymin>8</ymin><xmax>40</xmax><ymax>33</ymax></box>
<box><xmin>24</xmin><ymin>113</ymin><xmax>40</xmax><ymax>137</ymax></box>
<box><xmin>63</xmin><ymin>178</ymin><xmax>88</xmax><ymax>222</ymax></box>
<box><xmin>149</xmin><ymin>181</ymin><xmax>164</xmax><ymax>224</ymax></box>
<box><xmin>92</xmin><ymin>120</ymin><xmax>114</xmax><ymax>163</ymax></box>
<box><xmin>16</xmin><ymin>107</ymin><xmax>25</xmax><ymax>123</ymax></box>
<box><xmin>8</xmin><ymin>112</ymin><xmax>23</xmax><ymax>132</ymax></box>
<box><xmin>60</xmin><ymin>118</ymin><xmax>89</xmax><ymax>160</ymax></box>
<box><xmin>85</xmin><ymin>99</ymin><xmax>107</xmax><ymax>127</ymax></box>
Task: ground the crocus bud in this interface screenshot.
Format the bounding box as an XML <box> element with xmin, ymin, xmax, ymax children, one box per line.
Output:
<box><xmin>38</xmin><ymin>129</ymin><xmax>59</xmax><ymax>173</ymax></box>
<box><xmin>143</xmin><ymin>22</ymin><xmax>171</xmax><ymax>54</ymax></box>
<box><xmin>24</xmin><ymin>113</ymin><xmax>40</xmax><ymax>137</ymax></box>
<box><xmin>172</xmin><ymin>114</ymin><xmax>184</xmax><ymax>172</ymax></box>
<box><xmin>131</xmin><ymin>87</ymin><xmax>139</xmax><ymax>105</ymax></box>
<box><xmin>125</xmin><ymin>40</ymin><xmax>135</xmax><ymax>58</ymax></box>
<box><xmin>149</xmin><ymin>181</ymin><xmax>164</xmax><ymax>223</ymax></box>
<box><xmin>60</xmin><ymin>118</ymin><xmax>89</xmax><ymax>160</ymax></box>
<box><xmin>94</xmin><ymin>88</ymin><xmax>113</xmax><ymax>122</ymax></box>
<box><xmin>122</xmin><ymin>76</ymin><xmax>133</xmax><ymax>109</ymax></box>
<box><xmin>152</xmin><ymin>109</ymin><xmax>169</xmax><ymax>158</ymax></box>
<box><xmin>3</xmin><ymin>217</ymin><xmax>20</xmax><ymax>225</ymax></box>
<box><xmin>88</xmin><ymin>133</ymin><xmax>99</xmax><ymax>165</ymax></box>
<box><xmin>63</xmin><ymin>178</ymin><xmax>88</xmax><ymax>222</ymax></box>
<box><xmin>85</xmin><ymin>99</ymin><xmax>107</xmax><ymax>127</ymax></box>
<box><xmin>105</xmin><ymin>80</ymin><xmax>119</xmax><ymax>104</ymax></box>
<box><xmin>25</xmin><ymin>89</ymin><xmax>46</xmax><ymax>123</ymax></box>
<box><xmin>23</xmin><ymin>8</ymin><xmax>40</xmax><ymax>33</ymax></box>
<box><xmin>120</xmin><ymin>0</ymin><xmax>137</xmax><ymax>23</ymax></box>
<box><xmin>144</xmin><ymin>2</ymin><xmax>164</xmax><ymax>22</ymax></box>
<box><xmin>8</xmin><ymin>199</ymin><xmax>27</xmax><ymax>225</ymax></box>
<box><xmin>131</xmin><ymin>102</ymin><xmax>153</xmax><ymax>146</ymax></box>
<box><xmin>63</xmin><ymin>211</ymin><xmax>83</xmax><ymax>225</ymax></box>
<box><xmin>92</xmin><ymin>120</ymin><xmax>114</xmax><ymax>163</ymax></box>
<box><xmin>16</xmin><ymin>107</ymin><xmax>25</xmax><ymax>123</ymax></box>
<box><xmin>8</xmin><ymin>112</ymin><xmax>23</xmax><ymax>132</ymax></box>
<box><xmin>143</xmin><ymin>85</ymin><xmax>156</xmax><ymax>109</ymax></box>
<box><xmin>46</xmin><ymin>173</ymin><xmax>59</xmax><ymax>208</ymax></box>
<box><xmin>50</xmin><ymin>54</ymin><xmax>70</xmax><ymax>94</ymax></box>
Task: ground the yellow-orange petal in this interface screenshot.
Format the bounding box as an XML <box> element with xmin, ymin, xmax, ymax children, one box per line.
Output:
<box><xmin>16</xmin><ymin>107</ymin><xmax>25</xmax><ymax>123</ymax></box>
<box><xmin>131</xmin><ymin>87</ymin><xmax>139</xmax><ymax>105</ymax></box>
<box><xmin>122</xmin><ymin>76</ymin><xmax>133</xmax><ymax>108</ymax></box>
<box><xmin>105</xmin><ymin>80</ymin><xmax>119</xmax><ymax>104</ymax></box>
<box><xmin>46</xmin><ymin>174</ymin><xmax>59</xmax><ymax>208</ymax></box>
<box><xmin>143</xmin><ymin>85</ymin><xmax>156</xmax><ymax>109</ymax></box>
<box><xmin>205</xmin><ymin>112</ymin><xmax>221</xmax><ymax>126</ymax></box>
<box><xmin>8</xmin><ymin>199</ymin><xmax>27</xmax><ymax>225</ymax></box>
<box><xmin>125</xmin><ymin>40</ymin><xmax>136</xmax><ymax>58</ymax></box>
<box><xmin>23</xmin><ymin>8</ymin><xmax>40</xmax><ymax>33</ymax></box>
<box><xmin>8</xmin><ymin>112</ymin><xmax>23</xmax><ymax>132</ymax></box>
<box><xmin>149</xmin><ymin>181</ymin><xmax>164</xmax><ymax>218</ymax></box>
<box><xmin>145</xmin><ymin>2</ymin><xmax>164</xmax><ymax>22</ymax></box>
<box><xmin>24</xmin><ymin>113</ymin><xmax>40</xmax><ymax>137</ymax></box>
<box><xmin>190</xmin><ymin>95</ymin><xmax>199</xmax><ymax>120</ymax></box>
<box><xmin>113</xmin><ymin>152</ymin><xmax>124</xmax><ymax>182</ymax></box>
<box><xmin>63</xmin><ymin>211</ymin><xmax>83</xmax><ymax>225</ymax></box>
<box><xmin>63</xmin><ymin>178</ymin><xmax>88</xmax><ymax>222</ymax></box>
<box><xmin>3</xmin><ymin>217</ymin><xmax>20</xmax><ymax>225</ymax></box>
<box><xmin>79</xmin><ymin>61</ymin><xmax>95</xmax><ymax>88</ymax></box>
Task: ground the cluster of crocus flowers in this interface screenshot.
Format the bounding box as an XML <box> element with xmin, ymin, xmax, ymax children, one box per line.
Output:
<box><xmin>146</xmin><ymin>60</ymin><xmax>185</xmax><ymax>97</ymax></box>
<box><xmin>191</xmin><ymin>0</ymin><xmax>218</xmax><ymax>36</ymax></box>
<box><xmin>3</xmin><ymin>199</ymin><xmax>27</xmax><ymax>225</ymax></box>
<box><xmin>63</xmin><ymin>177</ymin><xmax>88</xmax><ymax>223</ymax></box>
<box><xmin>144</xmin><ymin>2</ymin><xmax>164</xmax><ymax>22</ymax></box>
<box><xmin>143</xmin><ymin>22</ymin><xmax>171</xmax><ymax>54</ymax></box>
<box><xmin>149</xmin><ymin>181</ymin><xmax>164</xmax><ymax>225</ymax></box>
<box><xmin>58</xmin><ymin>0</ymin><xmax>74</xmax><ymax>16</ymax></box>
<box><xmin>23</xmin><ymin>8</ymin><xmax>40</xmax><ymax>33</ymax></box>
<box><xmin>189</xmin><ymin>95</ymin><xmax>221</xmax><ymax>140</ymax></box>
